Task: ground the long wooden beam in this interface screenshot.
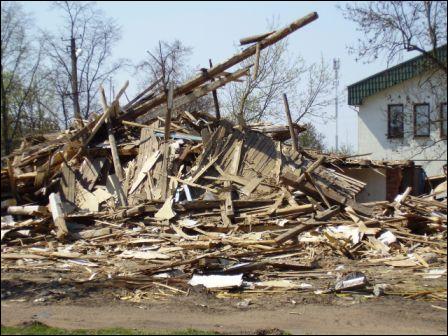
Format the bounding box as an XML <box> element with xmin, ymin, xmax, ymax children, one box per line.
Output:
<box><xmin>120</xmin><ymin>12</ymin><xmax>318</xmax><ymax>121</ymax></box>
<box><xmin>137</xmin><ymin>67</ymin><xmax>249</xmax><ymax>124</ymax></box>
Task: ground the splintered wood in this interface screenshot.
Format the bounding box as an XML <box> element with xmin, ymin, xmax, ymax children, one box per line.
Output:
<box><xmin>1</xmin><ymin>12</ymin><xmax>446</xmax><ymax>302</ymax></box>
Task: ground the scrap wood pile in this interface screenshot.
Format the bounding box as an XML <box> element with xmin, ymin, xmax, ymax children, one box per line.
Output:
<box><xmin>1</xmin><ymin>12</ymin><xmax>446</xmax><ymax>302</ymax></box>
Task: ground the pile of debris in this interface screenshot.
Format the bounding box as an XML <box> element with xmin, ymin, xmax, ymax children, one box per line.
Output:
<box><xmin>1</xmin><ymin>12</ymin><xmax>446</xmax><ymax>302</ymax></box>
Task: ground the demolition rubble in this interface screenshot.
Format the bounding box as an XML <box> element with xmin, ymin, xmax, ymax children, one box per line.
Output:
<box><xmin>1</xmin><ymin>12</ymin><xmax>447</xmax><ymax>303</ymax></box>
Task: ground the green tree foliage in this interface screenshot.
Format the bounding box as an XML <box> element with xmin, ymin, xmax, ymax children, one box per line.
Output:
<box><xmin>297</xmin><ymin>122</ymin><xmax>326</xmax><ymax>151</ymax></box>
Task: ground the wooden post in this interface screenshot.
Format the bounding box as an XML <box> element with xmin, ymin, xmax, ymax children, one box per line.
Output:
<box><xmin>99</xmin><ymin>86</ymin><xmax>125</xmax><ymax>182</ymax></box>
<box><xmin>282</xmin><ymin>93</ymin><xmax>299</xmax><ymax>154</ymax></box>
<box><xmin>164</xmin><ymin>82</ymin><xmax>174</xmax><ymax>141</ymax></box>
<box><xmin>209</xmin><ymin>59</ymin><xmax>221</xmax><ymax>120</ymax></box>
<box><xmin>253</xmin><ymin>43</ymin><xmax>261</xmax><ymax>80</ymax></box>
<box><xmin>49</xmin><ymin>192</ymin><xmax>68</xmax><ymax>239</ymax></box>
<box><xmin>161</xmin><ymin>82</ymin><xmax>174</xmax><ymax>201</ymax></box>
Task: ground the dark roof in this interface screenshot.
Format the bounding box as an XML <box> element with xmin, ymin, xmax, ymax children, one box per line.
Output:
<box><xmin>347</xmin><ymin>45</ymin><xmax>447</xmax><ymax>106</ymax></box>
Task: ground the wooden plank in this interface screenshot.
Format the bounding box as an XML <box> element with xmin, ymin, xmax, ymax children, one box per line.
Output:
<box><xmin>49</xmin><ymin>192</ymin><xmax>68</xmax><ymax>239</ymax></box>
<box><xmin>164</xmin><ymin>82</ymin><xmax>174</xmax><ymax>141</ymax></box>
<box><xmin>129</xmin><ymin>150</ymin><xmax>161</xmax><ymax>194</ymax></box>
<box><xmin>275</xmin><ymin>204</ymin><xmax>315</xmax><ymax>216</ymax></box>
<box><xmin>80</xmin><ymin>157</ymin><xmax>107</xmax><ymax>191</ymax></box>
<box><xmin>7</xmin><ymin>205</ymin><xmax>49</xmax><ymax>216</ymax></box>
<box><xmin>122</xmin><ymin>77</ymin><xmax>162</xmax><ymax>111</ymax></box>
<box><xmin>230</xmin><ymin>140</ymin><xmax>243</xmax><ymax>175</ymax></box>
<box><xmin>209</xmin><ymin>59</ymin><xmax>221</xmax><ymax>120</ymax></box>
<box><xmin>75</xmin><ymin>228</ymin><xmax>112</xmax><ymax>240</ymax></box>
<box><xmin>253</xmin><ymin>43</ymin><xmax>261</xmax><ymax>80</ymax></box>
<box><xmin>99</xmin><ymin>86</ymin><xmax>125</xmax><ymax>181</ymax></box>
<box><xmin>295</xmin><ymin>156</ymin><xmax>325</xmax><ymax>185</ymax></box>
<box><xmin>274</xmin><ymin>223</ymin><xmax>314</xmax><ymax>245</ymax></box>
<box><xmin>160</xmin><ymin>143</ymin><xmax>170</xmax><ymax>201</ymax></box>
<box><xmin>107</xmin><ymin>174</ymin><xmax>127</xmax><ymax>207</ymax></box>
<box><xmin>61</xmin><ymin>162</ymin><xmax>76</xmax><ymax>203</ymax></box>
<box><xmin>189</xmin><ymin>151</ymin><xmax>223</xmax><ymax>184</ymax></box>
<box><xmin>223</xmin><ymin>180</ymin><xmax>234</xmax><ymax>227</ymax></box>
<box><xmin>304</xmin><ymin>172</ymin><xmax>331</xmax><ymax>208</ymax></box>
<box><xmin>169</xmin><ymin>175</ymin><xmax>218</xmax><ymax>194</ymax></box>
<box><xmin>241</xmin><ymin>177</ymin><xmax>264</xmax><ymax>196</ymax></box>
<box><xmin>240</xmin><ymin>30</ymin><xmax>275</xmax><ymax>45</ymax></box>
<box><xmin>282</xmin><ymin>93</ymin><xmax>299</xmax><ymax>153</ymax></box>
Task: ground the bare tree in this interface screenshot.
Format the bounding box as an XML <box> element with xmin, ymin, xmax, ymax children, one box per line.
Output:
<box><xmin>339</xmin><ymin>1</ymin><xmax>447</xmax><ymax>72</ymax></box>
<box><xmin>1</xmin><ymin>1</ymin><xmax>54</xmax><ymax>156</ymax></box>
<box><xmin>135</xmin><ymin>40</ymin><xmax>213</xmax><ymax>113</ymax></box>
<box><xmin>223</xmin><ymin>36</ymin><xmax>303</xmax><ymax>126</ymax></box>
<box><xmin>45</xmin><ymin>1</ymin><xmax>126</xmax><ymax>125</ymax></box>
<box><xmin>223</xmin><ymin>22</ymin><xmax>334</xmax><ymax>127</ymax></box>
<box><xmin>294</xmin><ymin>56</ymin><xmax>335</xmax><ymax>123</ymax></box>
<box><xmin>136</xmin><ymin>40</ymin><xmax>192</xmax><ymax>92</ymax></box>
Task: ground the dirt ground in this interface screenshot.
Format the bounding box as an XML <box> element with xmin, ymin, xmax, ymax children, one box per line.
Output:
<box><xmin>1</xmin><ymin>271</ymin><xmax>447</xmax><ymax>335</ymax></box>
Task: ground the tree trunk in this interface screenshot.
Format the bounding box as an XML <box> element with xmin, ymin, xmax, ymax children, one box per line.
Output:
<box><xmin>1</xmin><ymin>64</ymin><xmax>11</xmax><ymax>155</ymax></box>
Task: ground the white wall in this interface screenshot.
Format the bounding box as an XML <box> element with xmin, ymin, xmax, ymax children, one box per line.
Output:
<box><xmin>357</xmin><ymin>71</ymin><xmax>447</xmax><ymax>176</ymax></box>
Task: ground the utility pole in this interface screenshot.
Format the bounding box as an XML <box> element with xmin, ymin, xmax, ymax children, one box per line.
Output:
<box><xmin>68</xmin><ymin>37</ymin><xmax>82</xmax><ymax>127</ymax></box>
<box><xmin>333</xmin><ymin>58</ymin><xmax>340</xmax><ymax>152</ymax></box>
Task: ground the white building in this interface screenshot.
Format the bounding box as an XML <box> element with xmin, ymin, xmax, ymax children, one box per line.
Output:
<box><xmin>348</xmin><ymin>46</ymin><xmax>447</xmax><ymax>178</ymax></box>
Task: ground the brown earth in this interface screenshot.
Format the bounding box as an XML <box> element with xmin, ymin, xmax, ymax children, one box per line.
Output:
<box><xmin>1</xmin><ymin>271</ymin><xmax>446</xmax><ymax>335</ymax></box>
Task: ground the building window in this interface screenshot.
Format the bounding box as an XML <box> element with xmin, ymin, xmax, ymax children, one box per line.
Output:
<box><xmin>441</xmin><ymin>103</ymin><xmax>447</xmax><ymax>139</ymax></box>
<box><xmin>414</xmin><ymin>103</ymin><xmax>430</xmax><ymax>137</ymax></box>
<box><xmin>388</xmin><ymin>104</ymin><xmax>404</xmax><ymax>138</ymax></box>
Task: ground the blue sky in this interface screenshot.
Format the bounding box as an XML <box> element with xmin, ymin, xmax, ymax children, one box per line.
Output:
<box><xmin>22</xmin><ymin>1</ymin><xmax>420</xmax><ymax>151</ymax></box>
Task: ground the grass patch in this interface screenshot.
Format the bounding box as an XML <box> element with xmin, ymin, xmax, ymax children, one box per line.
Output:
<box><xmin>1</xmin><ymin>322</ymin><xmax>220</xmax><ymax>335</ymax></box>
